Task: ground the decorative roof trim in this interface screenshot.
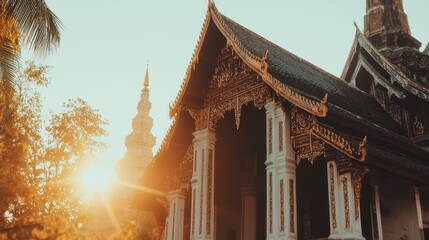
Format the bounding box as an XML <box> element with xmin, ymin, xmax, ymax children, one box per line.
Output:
<box><xmin>169</xmin><ymin>6</ymin><xmax>213</xmax><ymax>117</ymax></box>
<box><xmin>312</xmin><ymin>123</ymin><xmax>367</xmax><ymax>162</ymax></box>
<box><xmin>353</xmin><ymin>24</ymin><xmax>429</xmax><ymax>101</ymax></box>
<box><xmin>209</xmin><ymin>1</ymin><xmax>328</xmax><ymax>117</ymax></box>
<box><xmin>150</xmin><ymin>112</ymin><xmax>180</xmax><ymax>168</ymax></box>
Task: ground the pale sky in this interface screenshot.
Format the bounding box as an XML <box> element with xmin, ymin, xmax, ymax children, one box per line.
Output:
<box><xmin>36</xmin><ymin>0</ymin><xmax>429</xmax><ymax>163</ymax></box>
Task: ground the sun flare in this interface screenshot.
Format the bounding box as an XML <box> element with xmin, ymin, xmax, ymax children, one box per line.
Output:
<box><xmin>77</xmin><ymin>160</ymin><xmax>117</xmax><ymax>194</ymax></box>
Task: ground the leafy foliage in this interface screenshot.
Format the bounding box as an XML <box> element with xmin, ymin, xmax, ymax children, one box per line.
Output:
<box><xmin>0</xmin><ymin>62</ymin><xmax>111</xmax><ymax>237</ymax></box>
<box><xmin>0</xmin><ymin>0</ymin><xmax>61</xmax><ymax>91</ymax></box>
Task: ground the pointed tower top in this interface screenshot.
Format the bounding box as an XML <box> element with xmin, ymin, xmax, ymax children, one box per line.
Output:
<box><xmin>364</xmin><ymin>0</ymin><xmax>421</xmax><ymax>50</ymax></box>
<box><xmin>143</xmin><ymin>64</ymin><xmax>149</xmax><ymax>90</ymax></box>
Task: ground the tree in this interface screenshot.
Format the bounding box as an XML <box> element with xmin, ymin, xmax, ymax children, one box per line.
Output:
<box><xmin>0</xmin><ymin>0</ymin><xmax>61</xmax><ymax>90</ymax></box>
<box><xmin>0</xmin><ymin>62</ymin><xmax>108</xmax><ymax>238</ymax></box>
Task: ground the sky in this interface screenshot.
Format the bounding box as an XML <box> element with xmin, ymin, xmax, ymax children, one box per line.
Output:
<box><xmin>34</xmin><ymin>0</ymin><xmax>429</xmax><ymax>164</ymax></box>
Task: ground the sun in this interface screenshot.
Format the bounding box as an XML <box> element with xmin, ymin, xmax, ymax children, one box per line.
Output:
<box><xmin>77</xmin><ymin>160</ymin><xmax>117</xmax><ymax>194</ymax></box>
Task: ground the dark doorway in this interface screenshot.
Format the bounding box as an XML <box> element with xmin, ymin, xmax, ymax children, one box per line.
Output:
<box><xmin>214</xmin><ymin>105</ymin><xmax>266</xmax><ymax>239</ymax></box>
<box><xmin>296</xmin><ymin>157</ymin><xmax>330</xmax><ymax>240</ymax></box>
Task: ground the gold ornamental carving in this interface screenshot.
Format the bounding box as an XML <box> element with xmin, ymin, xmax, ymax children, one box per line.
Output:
<box><xmin>353</xmin><ymin>167</ymin><xmax>369</xmax><ymax>220</ymax></box>
<box><xmin>171</xmin><ymin>145</ymin><xmax>194</xmax><ymax>192</ymax></box>
<box><xmin>279</xmin><ymin>120</ymin><xmax>284</xmax><ymax>152</ymax></box>
<box><xmin>329</xmin><ymin>163</ymin><xmax>337</xmax><ymax>230</ymax></box>
<box><xmin>342</xmin><ymin>176</ymin><xmax>351</xmax><ymax>229</ymax></box>
<box><xmin>290</xmin><ymin>106</ymin><xmax>368</xmax><ymax>165</ymax></box>
<box><xmin>291</xmin><ymin>107</ymin><xmax>325</xmax><ymax>165</ymax></box>
<box><xmin>192</xmin><ymin>189</ymin><xmax>196</xmax><ymax>235</ymax></box>
<box><xmin>289</xmin><ymin>178</ymin><xmax>295</xmax><ymax>233</ymax></box>
<box><xmin>187</xmin><ymin>45</ymin><xmax>272</xmax><ymax>131</ymax></box>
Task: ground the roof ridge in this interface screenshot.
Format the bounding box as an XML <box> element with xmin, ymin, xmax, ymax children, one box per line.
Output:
<box><xmin>355</xmin><ymin>26</ymin><xmax>429</xmax><ymax>96</ymax></box>
<box><xmin>221</xmin><ymin>14</ymin><xmax>348</xmax><ymax>85</ymax></box>
<box><xmin>169</xmin><ymin>7</ymin><xmax>213</xmax><ymax>117</ymax></box>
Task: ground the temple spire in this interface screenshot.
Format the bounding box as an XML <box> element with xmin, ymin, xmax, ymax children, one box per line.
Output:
<box><xmin>364</xmin><ymin>0</ymin><xmax>421</xmax><ymax>50</ymax></box>
<box><xmin>144</xmin><ymin>64</ymin><xmax>149</xmax><ymax>90</ymax></box>
<box><xmin>117</xmin><ymin>64</ymin><xmax>156</xmax><ymax>185</ymax></box>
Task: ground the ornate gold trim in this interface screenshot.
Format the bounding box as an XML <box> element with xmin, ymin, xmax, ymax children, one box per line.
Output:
<box><xmin>343</xmin><ymin>176</ymin><xmax>351</xmax><ymax>229</ymax></box>
<box><xmin>291</xmin><ymin>106</ymin><xmax>367</xmax><ymax>164</ymax></box>
<box><xmin>289</xmin><ymin>178</ymin><xmax>295</xmax><ymax>233</ymax></box>
<box><xmin>329</xmin><ymin>163</ymin><xmax>337</xmax><ymax>230</ymax></box>
<box><xmin>279</xmin><ymin>120</ymin><xmax>284</xmax><ymax>152</ymax></box>
<box><xmin>208</xmin><ymin>1</ymin><xmax>329</xmax><ymax>117</ymax></box>
<box><xmin>169</xmin><ymin>7</ymin><xmax>213</xmax><ymax>117</ymax></box>
<box><xmin>353</xmin><ymin>167</ymin><xmax>369</xmax><ymax>220</ymax></box>
<box><xmin>170</xmin><ymin>145</ymin><xmax>194</xmax><ymax>192</ymax></box>
<box><xmin>269</xmin><ymin>118</ymin><xmax>273</xmax><ymax>155</ymax></box>
<box><xmin>192</xmin><ymin>189</ymin><xmax>196</xmax><ymax>235</ymax></box>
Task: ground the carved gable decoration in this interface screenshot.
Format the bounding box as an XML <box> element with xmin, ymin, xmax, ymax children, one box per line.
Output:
<box><xmin>290</xmin><ymin>106</ymin><xmax>367</xmax><ymax>165</ymax></box>
<box><xmin>210</xmin><ymin>45</ymin><xmax>254</xmax><ymax>90</ymax></box>
<box><xmin>187</xmin><ymin>44</ymin><xmax>273</xmax><ymax>131</ymax></box>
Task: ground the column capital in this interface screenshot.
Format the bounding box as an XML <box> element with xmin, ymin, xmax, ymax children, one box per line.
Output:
<box><xmin>265</xmin><ymin>101</ymin><xmax>276</xmax><ymax>113</ymax></box>
<box><xmin>167</xmin><ymin>189</ymin><xmax>187</xmax><ymax>201</ymax></box>
<box><xmin>192</xmin><ymin>128</ymin><xmax>216</xmax><ymax>144</ymax></box>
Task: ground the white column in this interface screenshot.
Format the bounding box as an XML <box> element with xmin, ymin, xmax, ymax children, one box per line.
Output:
<box><xmin>240</xmin><ymin>175</ymin><xmax>256</xmax><ymax>240</ymax></box>
<box><xmin>265</xmin><ymin>101</ymin><xmax>276</xmax><ymax>240</ymax></box>
<box><xmin>190</xmin><ymin>129</ymin><xmax>216</xmax><ymax>240</ymax></box>
<box><xmin>327</xmin><ymin>161</ymin><xmax>342</xmax><ymax>239</ymax></box>
<box><xmin>339</xmin><ymin>172</ymin><xmax>364</xmax><ymax>240</ymax></box>
<box><xmin>166</xmin><ymin>190</ymin><xmax>187</xmax><ymax>240</ymax></box>
<box><xmin>265</xmin><ymin>101</ymin><xmax>296</xmax><ymax>240</ymax></box>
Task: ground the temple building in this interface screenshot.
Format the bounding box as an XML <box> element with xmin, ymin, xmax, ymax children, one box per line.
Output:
<box><xmin>134</xmin><ymin>1</ymin><xmax>429</xmax><ymax>239</ymax></box>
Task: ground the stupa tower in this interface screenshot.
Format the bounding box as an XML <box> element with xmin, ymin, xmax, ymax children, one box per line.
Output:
<box><xmin>119</xmin><ymin>65</ymin><xmax>156</xmax><ymax>185</ymax></box>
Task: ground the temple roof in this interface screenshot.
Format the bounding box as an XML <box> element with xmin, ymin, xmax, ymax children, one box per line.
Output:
<box><xmin>153</xmin><ymin>1</ymin><xmax>429</xmax><ymax>184</ymax></box>
<box><xmin>342</xmin><ymin>26</ymin><xmax>429</xmax><ymax>102</ymax></box>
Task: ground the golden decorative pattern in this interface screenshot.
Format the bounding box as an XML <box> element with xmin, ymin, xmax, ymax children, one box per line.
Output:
<box><xmin>269</xmin><ymin>118</ymin><xmax>273</xmax><ymax>154</ymax></box>
<box><xmin>186</xmin><ymin>46</ymin><xmax>272</xmax><ymax>131</ymax></box>
<box><xmin>206</xmin><ymin>149</ymin><xmax>214</xmax><ymax>235</ymax></box>
<box><xmin>290</xmin><ymin>106</ymin><xmax>368</xmax><ymax>164</ymax></box>
<box><xmin>280</xmin><ymin>179</ymin><xmax>285</xmax><ymax>232</ymax></box>
<box><xmin>171</xmin><ymin>145</ymin><xmax>194</xmax><ymax>192</ymax></box>
<box><xmin>289</xmin><ymin>179</ymin><xmax>295</xmax><ymax>233</ymax></box>
<box><xmin>210</xmin><ymin>45</ymin><xmax>253</xmax><ymax>89</ymax></box>
<box><xmin>171</xmin><ymin>1</ymin><xmax>329</xmax><ymax>122</ymax></box>
<box><xmin>269</xmin><ymin>172</ymin><xmax>273</xmax><ymax>233</ymax></box>
<box><xmin>343</xmin><ymin>177</ymin><xmax>350</xmax><ymax>229</ymax></box>
<box><xmin>209</xmin><ymin>2</ymin><xmax>329</xmax><ymax>118</ymax></box>
<box><xmin>353</xmin><ymin>167</ymin><xmax>369</xmax><ymax>220</ymax></box>
<box><xmin>192</xmin><ymin>189</ymin><xmax>196</xmax><ymax>235</ymax></box>
<box><xmin>279</xmin><ymin>120</ymin><xmax>284</xmax><ymax>152</ymax></box>
<box><xmin>290</xmin><ymin>106</ymin><xmax>325</xmax><ymax>164</ymax></box>
<box><xmin>199</xmin><ymin>149</ymin><xmax>204</xmax><ymax>235</ymax></box>
<box><xmin>329</xmin><ymin>163</ymin><xmax>337</xmax><ymax>229</ymax></box>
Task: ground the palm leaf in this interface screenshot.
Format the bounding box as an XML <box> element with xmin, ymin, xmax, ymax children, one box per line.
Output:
<box><xmin>0</xmin><ymin>36</ymin><xmax>19</xmax><ymax>92</ymax></box>
<box><xmin>6</xmin><ymin>0</ymin><xmax>62</xmax><ymax>55</ymax></box>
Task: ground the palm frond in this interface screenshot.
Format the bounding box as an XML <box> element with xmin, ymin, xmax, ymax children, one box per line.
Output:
<box><xmin>0</xmin><ymin>37</ymin><xmax>19</xmax><ymax>91</ymax></box>
<box><xmin>6</xmin><ymin>0</ymin><xmax>62</xmax><ymax>55</ymax></box>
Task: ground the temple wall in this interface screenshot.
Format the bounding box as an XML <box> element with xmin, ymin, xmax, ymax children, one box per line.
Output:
<box><xmin>378</xmin><ymin>177</ymin><xmax>424</xmax><ymax>240</ymax></box>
